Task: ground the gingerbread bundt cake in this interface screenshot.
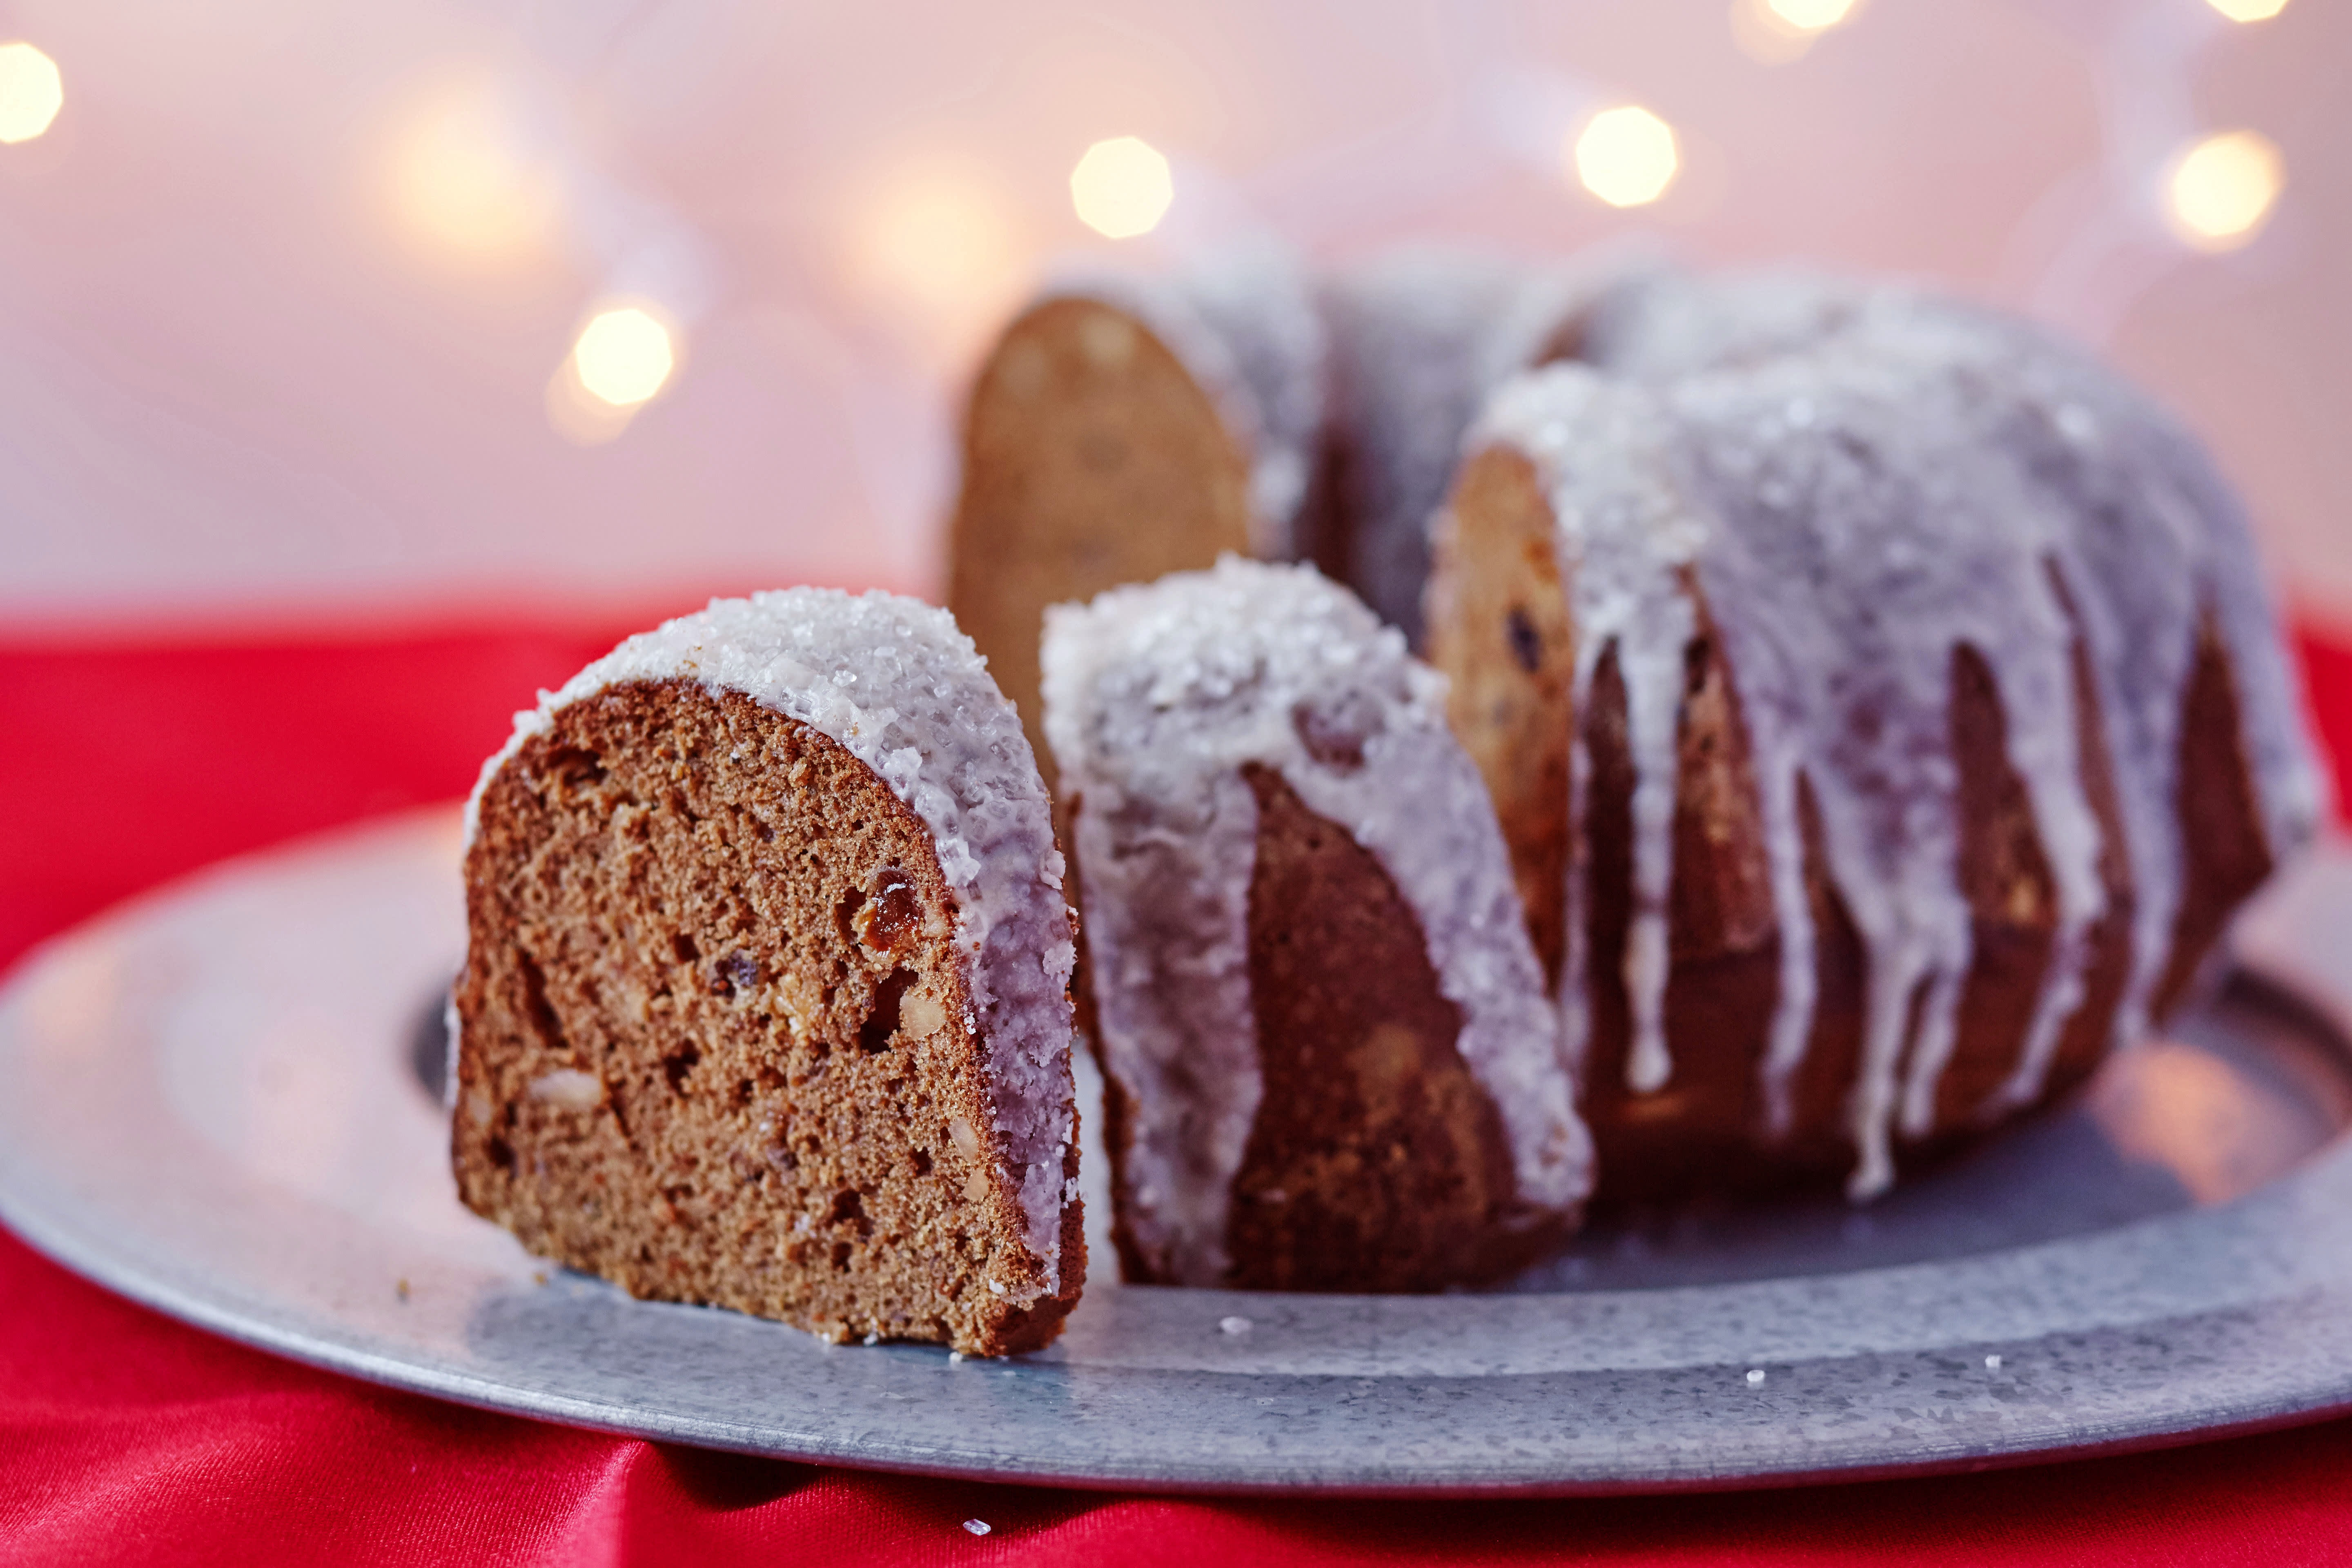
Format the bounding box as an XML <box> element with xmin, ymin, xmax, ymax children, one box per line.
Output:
<box><xmin>1041</xmin><ymin>558</ymin><xmax>1590</xmax><ymax>1289</ymax></box>
<box><xmin>451</xmin><ymin>589</ymin><xmax>1083</xmax><ymax>1354</ymax></box>
<box><xmin>948</xmin><ymin>247</ymin><xmax>1325</xmax><ymax>763</ymax></box>
<box><xmin>1427</xmin><ymin>274</ymin><xmax>2321</xmax><ymax>1201</ymax></box>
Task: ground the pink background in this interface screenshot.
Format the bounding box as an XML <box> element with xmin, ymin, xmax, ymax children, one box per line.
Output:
<box><xmin>1</xmin><ymin>0</ymin><xmax>2344</xmax><ymax>628</ymax></box>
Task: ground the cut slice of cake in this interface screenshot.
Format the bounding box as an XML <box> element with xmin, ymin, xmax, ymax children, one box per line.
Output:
<box><xmin>1040</xmin><ymin>557</ymin><xmax>1590</xmax><ymax>1291</ymax></box>
<box><xmin>451</xmin><ymin>589</ymin><xmax>1082</xmax><ymax>1355</ymax></box>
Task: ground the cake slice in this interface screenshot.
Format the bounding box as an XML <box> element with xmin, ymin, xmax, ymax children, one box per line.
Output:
<box><xmin>451</xmin><ymin>589</ymin><xmax>1082</xmax><ymax>1355</ymax></box>
<box><xmin>1041</xmin><ymin>557</ymin><xmax>1590</xmax><ymax>1290</ymax></box>
<box><xmin>947</xmin><ymin>246</ymin><xmax>1325</xmax><ymax>762</ymax></box>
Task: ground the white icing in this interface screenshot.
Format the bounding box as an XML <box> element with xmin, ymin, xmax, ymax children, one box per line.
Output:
<box><xmin>1040</xmin><ymin>557</ymin><xmax>1591</xmax><ymax>1284</ymax></box>
<box><xmin>1045</xmin><ymin>243</ymin><xmax>1326</xmax><ymax>561</ymax></box>
<box><xmin>1473</xmin><ymin>271</ymin><xmax>2318</xmax><ymax>1198</ymax></box>
<box><xmin>1595</xmin><ymin>270</ymin><xmax>2321</xmax><ymax>1100</ymax></box>
<box><xmin>1468</xmin><ymin>375</ymin><xmax>1701</xmax><ymax>1098</ymax></box>
<box><xmin>464</xmin><ymin>588</ymin><xmax>1077</xmax><ymax>1292</ymax></box>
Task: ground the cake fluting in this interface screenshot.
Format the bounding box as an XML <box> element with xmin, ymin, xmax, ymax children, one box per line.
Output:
<box><xmin>451</xmin><ymin>589</ymin><xmax>1082</xmax><ymax>1354</ymax></box>
<box><xmin>1427</xmin><ymin>274</ymin><xmax>2321</xmax><ymax>1201</ymax></box>
<box><xmin>1041</xmin><ymin>557</ymin><xmax>1591</xmax><ymax>1289</ymax></box>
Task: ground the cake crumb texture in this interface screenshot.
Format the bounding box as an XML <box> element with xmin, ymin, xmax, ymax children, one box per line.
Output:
<box><xmin>454</xmin><ymin>588</ymin><xmax>1080</xmax><ymax>1354</ymax></box>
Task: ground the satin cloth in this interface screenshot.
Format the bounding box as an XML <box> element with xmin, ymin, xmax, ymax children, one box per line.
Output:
<box><xmin>3</xmin><ymin>617</ymin><xmax>2349</xmax><ymax>1567</ymax></box>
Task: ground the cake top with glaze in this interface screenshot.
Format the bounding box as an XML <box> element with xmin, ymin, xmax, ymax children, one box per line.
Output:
<box><xmin>1040</xmin><ymin>554</ymin><xmax>1447</xmax><ymax>790</ymax></box>
<box><xmin>468</xmin><ymin>587</ymin><xmax>1077</xmax><ymax>1289</ymax></box>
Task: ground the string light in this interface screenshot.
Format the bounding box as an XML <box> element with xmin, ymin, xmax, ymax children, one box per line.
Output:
<box><xmin>1070</xmin><ymin>136</ymin><xmax>1174</xmax><ymax>239</ymax></box>
<box><xmin>1732</xmin><ymin>0</ymin><xmax>1863</xmax><ymax>65</ymax></box>
<box><xmin>2205</xmin><ymin>0</ymin><xmax>2288</xmax><ymax>21</ymax></box>
<box><xmin>1572</xmin><ymin>106</ymin><xmax>1679</xmax><ymax>208</ymax></box>
<box><xmin>0</xmin><ymin>42</ymin><xmax>64</xmax><ymax>145</ymax></box>
<box><xmin>2165</xmin><ymin>130</ymin><xmax>2284</xmax><ymax>250</ymax></box>
<box><xmin>570</xmin><ymin>307</ymin><xmax>676</xmax><ymax>407</ymax></box>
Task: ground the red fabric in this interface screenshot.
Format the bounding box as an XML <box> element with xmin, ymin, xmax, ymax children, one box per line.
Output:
<box><xmin>2</xmin><ymin>615</ymin><xmax>2350</xmax><ymax>1567</ymax></box>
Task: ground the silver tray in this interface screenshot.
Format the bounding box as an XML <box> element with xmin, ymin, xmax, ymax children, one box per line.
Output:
<box><xmin>3</xmin><ymin>807</ymin><xmax>2350</xmax><ymax>1496</ymax></box>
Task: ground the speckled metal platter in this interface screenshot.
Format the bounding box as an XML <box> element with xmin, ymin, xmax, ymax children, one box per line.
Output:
<box><xmin>5</xmin><ymin>808</ymin><xmax>2352</xmax><ymax>1496</ymax></box>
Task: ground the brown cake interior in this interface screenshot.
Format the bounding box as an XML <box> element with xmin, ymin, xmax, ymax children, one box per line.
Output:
<box><xmin>452</xmin><ymin>679</ymin><xmax>1080</xmax><ymax>1355</ymax></box>
<box><xmin>949</xmin><ymin>297</ymin><xmax>1254</xmax><ymax>766</ymax></box>
<box><xmin>1429</xmin><ymin>442</ymin><xmax>2271</xmax><ymax>1200</ymax></box>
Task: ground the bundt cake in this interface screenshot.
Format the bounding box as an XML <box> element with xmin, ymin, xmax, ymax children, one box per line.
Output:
<box><xmin>1040</xmin><ymin>557</ymin><xmax>1590</xmax><ymax>1289</ymax></box>
<box><xmin>1426</xmin><ymin>272</ymin><xmax>2321</xmax><ymax>1200</ymax></box>
<box><xmin>947</xmin><ymin>247</ymin><xmax>1325</xmax><ymax>766</ymax></box>
<box><xmin>450</xmin><ymin>589</ymin><xmax>1083</xmax><ymax>1354</ymax></box>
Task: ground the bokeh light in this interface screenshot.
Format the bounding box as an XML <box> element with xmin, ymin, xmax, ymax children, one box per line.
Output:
<box><xmin>1732</xmin><ymin>0</ymin><xmax>1862</xmax><ymax>64</ymax></box>
<box><xmin>2165</xmin><ymin>130</ymin><xmax>2285</xmax><ymax>251</ymax></box>
<box><xmin>1572</xmin><ymin>106</ymin><xmax>1680</xmax><ymax>208</ymax></box>
<box><xmin>1070</xmin><ymin>136</ymin><xmax>1174</xmax><ymax>239</ymax></box>
<box><xmin>1766</xmin><ymin>0</ymin><xmax>1861</xmax><ymax>31</ymax></box>
<box><xmin>854</xmin><ymin>167</ymin><xmax>1020</xmax><ymax>312</ymax></box>
<box><xmin>0</xmin><ymin>42</ymin><xmax>64</xmax><ymax>145</ymax></box>
<box><xmin>383</xmin><ymin>74</ymin><xmax>563</xmax><ymax>268</ymax></box>
<box><xmin>2206</xmin><ymin>0</ymin><xmax>2288</xmax><ymax>21</ymax></box>
<box><xmin>547</xmin><ymin>305</ymin><xmax>677</xmax><ymax>445</ymax></box>
<box><xmin>844</xmin><ymin>158</ymin><xmax>1030</xmax><ymax>364</ymax></box>
<box><xmin>571</xmin><ymin>307</ymin><xmax>676</xmax><ymax>407</ymax></box>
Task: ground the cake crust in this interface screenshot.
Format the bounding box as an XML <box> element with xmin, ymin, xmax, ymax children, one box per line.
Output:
<box><xmin>1226</xmin><ymin>765</ymin><xmax>1564</xmax><ymax>1290</ymax></box>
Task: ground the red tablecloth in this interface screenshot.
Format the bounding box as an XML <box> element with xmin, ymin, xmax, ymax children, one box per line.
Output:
<box><xmin>4</xmin><ymin>614</ymin><xmax>2350</xmax><ymax>1567</ymax></box>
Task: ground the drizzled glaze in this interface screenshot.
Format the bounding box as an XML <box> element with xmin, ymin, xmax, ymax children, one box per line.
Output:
<box><xmin>1471</xmin><ymin>274</ymin><xmax>2318</xmax><ymax>1198</ymax></box>
<box><xmin>1041</xmin><ymin>558</ymin><xmax>1591</xmax><ymax>1282</ymax></box>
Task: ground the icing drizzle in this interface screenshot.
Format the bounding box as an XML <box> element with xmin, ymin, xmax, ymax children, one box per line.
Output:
<box><xmin>1473</xmin><ymin>273</ymin><xmax>2319</xmax><ymax>1198</ymax></box>
<box><xmin>1041</xmin><ymin>557</ymin><xmax>1592</xmax><ymax>1282</ymax></box>
<box><xmin>1317</xmin><ymin>248</ymin><xmax>1637</xmax><ymax>641</ymax></box>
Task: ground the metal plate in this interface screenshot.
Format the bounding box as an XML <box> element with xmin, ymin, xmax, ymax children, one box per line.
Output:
<box><xmin>4</xmin><ymin>807</ymin><xmax>2352</xmax><ymax>1496</ymax></box>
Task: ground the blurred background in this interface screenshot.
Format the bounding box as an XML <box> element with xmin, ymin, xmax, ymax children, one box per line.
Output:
<box><xmin>0</xmin><ymin>0</ymin><xmax>2343</xmax><ymax>631</ymax></box>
